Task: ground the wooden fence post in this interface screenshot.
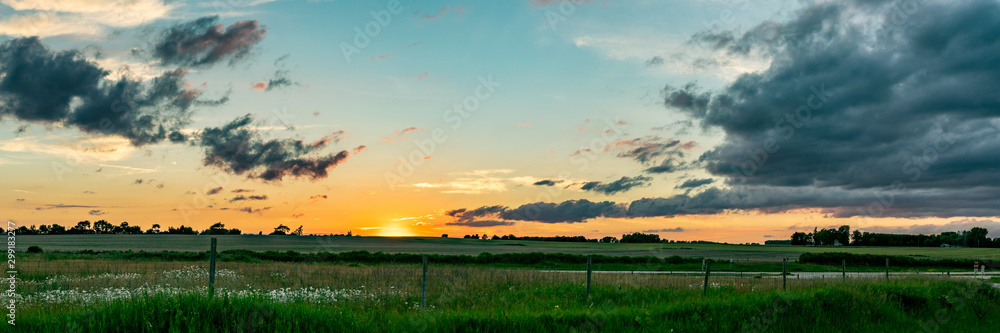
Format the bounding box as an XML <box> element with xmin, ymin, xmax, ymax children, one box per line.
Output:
<box><xmin>421</xmin><ymin>254</ymin><xmax>428</xmax><ymax>313</ymax></box>
<box><xmin>782</xmin><ymin>258</ymin><xmax>787</xmax><ymax>291</ymax></box>
<box><xmin>885</xmin><ymin>258</ymin><xmax>889</xmax><ymax>281</ymax></box>
<box><xmin>209</xmin><ymin>237</ymin><xmax>217</xmax><ymax>298</ymax></box>
<box><xmin>842</xmin><ymin>259</ymin><xmax>846</xmax><ymax>281</ymax></box>
<box><xmin>703</xmin><ymin>261</ymin><xmax>711</xmax><ymax>295</ymax></box>
<box><xmin>586</xmin><ymin>255</ymin><xmax>592</xmax><ymax>299</ymax></box>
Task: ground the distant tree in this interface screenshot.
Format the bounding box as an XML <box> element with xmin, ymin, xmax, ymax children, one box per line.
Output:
<box><xmin>620</xmin><ymin>232</ymin><xmax>660</xmax><ymax>243</ymax></box>
<box><xmin>228</xmin><ymin>228</ymin><xmax>242</xmax><ymax>235</ymax></box>
<box><xmin>851</xmin><ymin>230</ymin><xmax>863</xmax><ymax>245</ymax></box>
<box><xmin>204</xmin><ymin>222</ymin><xmax>229</xmax><ymax>235</ymax></box>
<box><xmin>790</xmin><ymin>232</ymin><xmax>810</xmax><ymax>245</ymax></box>
<box><xmin>93</xmin><ymin>220</ymin><xmax>113</xmax><ymax>234</ymax></box>
<box><xmin>271</xmin><ymin>224</ymin><xmax>290</xmax><ymax>236</ymax></box>
<box><xmin>49</xmin><ymin>224</ymin><xmax>66</xmax><ymax>234</ymax></box>
<box><xmin>166</xmin><ymin>225</ymin><xmax>196</xmax><ymax>235</ymax></box>
<box><xmin>491</xmin><ymin>235</ymin><xmax>500</xmax><ymax>240</ymax></box>
<box><xmin>292</xmin><ymin>226</ymin><xmax>303</xmax><ymax>236</ymax></box>
<box><xmin>69</xmin><ymin>221</ymin><xmax>92</xmax><ymax>234</ymax></box>
<box><xmin>441</xmin><ymin>234</ymin><xmax>448</xmax><ymax>238</ymax></box>
<box><xmin>600</xmin><ymin>236</ymin><xmax>618</xmax><ymax>243</ymax></box>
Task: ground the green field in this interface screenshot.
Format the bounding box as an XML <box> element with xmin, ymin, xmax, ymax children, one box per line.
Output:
<box><xmin>18</xmin><ymin>235</ymin><xmax>1000</xmax><ymax>261</ymax></box>
<box><xmin>10</xmin><ymin>235</ymin><xmax>1000</xmax><ymax>332</ymax></box>
<box><xmin>8</xmin><ymin>258</ymin><xmax>1000</xmax><ymax>332</ymax></box>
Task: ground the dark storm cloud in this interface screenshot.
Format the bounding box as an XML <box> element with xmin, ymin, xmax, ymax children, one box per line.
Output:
<box><xmin>446</xmin><ymin>205</ymin><xmax>505</xmax><ymax>224</ymax></box>
<box><xmin>231</xmin><ymin>189</ymin><xmax>254</xmax><ymax>193</ymax></box>
<box><xmin>650</xmin><ymin>0</ymin><xmax>1000</xmax><ymax>217</ymax></box>
<box><xmin>532</xmin><ymin>179</ymin><xmax>563</xmax><ymax>186</ymax></box>
<box><xmin>198</xmin><ymin>114</ymin><xmax>353</xmax><ymax>181</ymax></box>
<box><xmin>35</xmin><ymin>204</ymin><xmax>99</xmax><ymax>210</ymax></box>
<box><xmin>151</xmin><ymin>16</ymin><xmax>266</xmax><ymax>68</ymax></box>
<box><xmin>88</xmin><ymin>209</ymin><xmax>107</xmax><ymax>216</ymax></box>
<box><xmin>607</xmin><ymin>136</ymin><xmax>681</xmax><ymax>164</ymax></box>
<box><xmin>579</xmin><ymin>176</ymin><xmax>652</xmax><ymax>195</ymax></box>
<box><xmin>676</xmin><ymin>178</ymin><xmax>714</xmax><ymax>189</ymax></box>
<box><xmin>604</xmin><ymin>136</ymin><xmax>696</xmax><ymax>174</ymax></box>
<box><xmin>642</xmin><ymin>227</ymin><xmax>685</xmax><ymax>233</ymax></box>
<box><xmin>447</xmin><ymin>200</ymin><xmax>627</xmax><ymax>224</ymax></box>
<box><xmin>229</xmin><ymin>194</ymin><xmax>267</xmax><ymax>202</ymax></box>
<box><xmin>445</xmin><ymin>220</ymin><xmax>515</xmax><ymax>227</ymax></box>
<box><xmin>0</xmin><ymin>37</ymin><xmax>199</xmax><ymax>146</ymax></box>
<box><xmin>500</xmin><ymin>200</ymin><xmax>627</xmax><ymax>223</ymax></box>
<box><xmin>644</xmin><ymin>156</ymin><xmax>689</xmax><ymax>174</ymax></box>
<box><xmin>238</xmin><ymin>206</ymin><xmax>271</xmax><ymax>214</ymax></box>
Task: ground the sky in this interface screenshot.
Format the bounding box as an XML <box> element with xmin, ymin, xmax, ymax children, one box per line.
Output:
<box><xmin>2</xmin><ymin>0</ymin><xmax>1000</xmax><ymax>242</ymax></box>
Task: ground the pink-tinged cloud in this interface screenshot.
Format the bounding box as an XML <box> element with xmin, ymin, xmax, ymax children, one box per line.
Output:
<box><xmin>353</xmin><ymin>145</ymin><xmax>367</xmax><ymax>154</ymax></box>
<box><xmin>517</xmin><ymin>123</ymin><xmax>532</xmax><ymax>127</ymax></box>
<box><xmin>417</xmin><ymin>72</ymin><xmax>429</xmax><ymax>80</ymax></box>
<box><xmin>252</xmin><ymin>82</ymin><xmax>267</xmax><ymax>90</ymax></box>
<box><xmin>395</xmin><ymin>127</ymin><xmax>423</xmax><ymax>135</ymax></box>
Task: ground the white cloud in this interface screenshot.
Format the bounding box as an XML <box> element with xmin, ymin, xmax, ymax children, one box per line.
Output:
<box><xmin>0</xmin><ymin>0</ymin><xmax>175</xmax><ymax>37</ymax></box>
<box><xmin>0</xmin><ymin>136</ymin><xmax>136</xmax><ymax>162</ymax></box>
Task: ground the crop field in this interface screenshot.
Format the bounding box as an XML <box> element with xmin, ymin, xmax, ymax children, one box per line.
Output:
<box><xmin>7</xmin><ymin>237</ymin><xmax>1000</xmax><ymax>332</ymax></box>
<box><xmin>7</xmin><ymin>256</ymin><xmax>1000</xmax><ymax>332</ymax></box>
<box><xmin>10</xmin><ymin>236</ymin><xmax>1000</xmax><ymax>332</ymax></box>
<box><xmin>18</xmin><ymin>235</ymin><xmax>1000</xmax><ymax>261</ymax></box>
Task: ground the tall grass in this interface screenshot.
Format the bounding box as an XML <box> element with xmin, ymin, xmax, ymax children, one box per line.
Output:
<box><xmin>6</xmin><ymin>258</ymin><xmax>1000</xmax><ymax>332</ymax></box>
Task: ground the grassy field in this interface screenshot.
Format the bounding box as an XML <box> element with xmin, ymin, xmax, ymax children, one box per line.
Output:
<box><xmin>7</xmin><ymin>257</ymin><xmax>1000</xmax><ymax>332</ymax></box>
<box><xmin>9</xmin><ymin>236</ymin><xmax>1000</xmax><ymax>332</ymax></box>
<box><xmin>18</xmin><ymin>235</ymin><xmax>1000</xmax><ymax>261</ymax></box>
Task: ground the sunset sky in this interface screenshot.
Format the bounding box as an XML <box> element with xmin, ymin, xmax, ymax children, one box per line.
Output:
<box><xmin>2</xmin><ymin>0</ymin><xmax>999</xmax><ymax>243</ymax></box>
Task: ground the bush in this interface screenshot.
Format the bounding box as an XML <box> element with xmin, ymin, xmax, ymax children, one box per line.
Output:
<box><xmin>27</xmin><ymin>246</ymin><xmax>43</xmax><ymax>253</ymax></box>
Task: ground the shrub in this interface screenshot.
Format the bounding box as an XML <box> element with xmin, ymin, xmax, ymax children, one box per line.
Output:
<box><xmin>27</xmin><ymin>245</ymin><xmax>43</xmax><ymax>253</ymax></box>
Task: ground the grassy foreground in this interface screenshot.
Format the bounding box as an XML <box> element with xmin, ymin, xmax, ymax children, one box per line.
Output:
<box><xmin>12</xmin><ymin>278</ymin><xmax>1000</xmax><ymax>332</ymax></box>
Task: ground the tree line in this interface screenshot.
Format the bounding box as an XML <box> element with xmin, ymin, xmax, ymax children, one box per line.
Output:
<box><xmin>13</xmin><ymin>221</ymin><xmax>310</xmax><ymax>236</ymax></box>
<box><xmin>789</xmin><ymin>225</ymin><xmax>998</xmax><ymax>248</ymax></box>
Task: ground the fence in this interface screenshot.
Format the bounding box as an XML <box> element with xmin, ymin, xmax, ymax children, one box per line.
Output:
<box><xmin>9</xmin><ymin>238</ymin><xmax>997</xmax><ymax>312</ymax></box>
